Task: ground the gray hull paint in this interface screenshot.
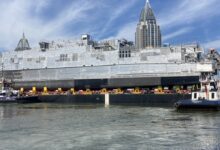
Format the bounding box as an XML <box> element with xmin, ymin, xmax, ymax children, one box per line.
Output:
<box><xmin>13</xmin><ymin>76</ymin><xmax>199</xmax><ymax>90</ymax></box>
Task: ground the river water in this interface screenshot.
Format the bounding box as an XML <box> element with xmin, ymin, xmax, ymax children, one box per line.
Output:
<box><xmin>0</xmin><ymin>104</ymin><xmax>220</xmax><ymax>150</ymax></box>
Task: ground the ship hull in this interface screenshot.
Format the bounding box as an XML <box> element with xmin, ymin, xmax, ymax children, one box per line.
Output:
<box><xmin>13</xmin><ymin>76</ymin><xmax>199</xmax><ymax>90</ymax></box>
<box><xmin>17</xmin><ymin>94</ymin><xmax>191</xmax><ymax>106</ymax></box>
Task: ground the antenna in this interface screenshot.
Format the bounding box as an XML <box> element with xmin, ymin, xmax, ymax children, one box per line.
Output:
<box><xmin>23</xmin><ymin>32</ymin><xmax>25</xmax><ymax>39</ymax></box>
<box><xmin>145</xmin><ymin>0</ymin><xmax>151</xmax><ymax>8</ymax></box>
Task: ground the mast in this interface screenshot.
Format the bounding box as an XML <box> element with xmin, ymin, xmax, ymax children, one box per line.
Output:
<box><xmin>144</xmin><ymin>0</ymin><xmax>149</xmax><ymax>24</ymax></box>
<box><xmin>146</xmin><ymin>0</ymin><xmax>150</xmax><ymax>7</ymax></box>
<box><xmin>1</xmin><ymin>63</ymin><xmax>3</xmax><ymax>91</ymax></box>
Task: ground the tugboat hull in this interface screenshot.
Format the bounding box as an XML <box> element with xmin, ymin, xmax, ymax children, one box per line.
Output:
<box><xmin>175</xmin><ymin>99</ymin><xmax>220</xmax><ymax>110</ymax></box>
<box><xmin>0</xmin><ymin>97</ymin><xmax>17</xmax><ymax>103</ymax></box>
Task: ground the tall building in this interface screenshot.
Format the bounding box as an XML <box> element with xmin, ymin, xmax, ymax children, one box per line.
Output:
<box><xmin>135</xmin><ymin>0</ymin><xmax>162</xmax><ymax>49</ymax></box>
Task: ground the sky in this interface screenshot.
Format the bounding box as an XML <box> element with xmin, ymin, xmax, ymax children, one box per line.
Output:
<box><xmin>0</xmin><ymin>0</ymin><xmax>220</xmax><ymax>51</ymax></box>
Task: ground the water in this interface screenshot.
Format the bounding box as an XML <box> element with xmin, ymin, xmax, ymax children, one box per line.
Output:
<box><xmin>0</xmin><ymin>104</ymin><xmax>220</xmax><ymax>150</ymax></box>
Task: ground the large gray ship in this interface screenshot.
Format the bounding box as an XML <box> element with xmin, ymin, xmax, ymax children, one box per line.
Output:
<box><xmin>0</xmin><ymin>0</ymin><xmax>214</xmax><ymax>90</ymax></box>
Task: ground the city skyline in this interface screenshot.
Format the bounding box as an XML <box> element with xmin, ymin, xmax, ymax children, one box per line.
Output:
<box><xmin>0</xmin><ymin>0</ymin><xmax>220</xmax><ymax>51</ymax></box>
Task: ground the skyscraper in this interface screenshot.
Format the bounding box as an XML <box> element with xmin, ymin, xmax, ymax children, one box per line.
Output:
<box><xmin>135</xmin><ymin>0</ymin><xmax>162</xmax><ymax>49</ymax></box>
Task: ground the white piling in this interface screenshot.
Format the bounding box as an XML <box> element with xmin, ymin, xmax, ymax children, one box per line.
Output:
<box><xmin>105</xmin><ymin>93</ymin><xmax>110</xmax><ymax>106</ymax></box>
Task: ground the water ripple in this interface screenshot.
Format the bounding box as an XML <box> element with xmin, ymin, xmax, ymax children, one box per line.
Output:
<box><xmin>0</xmin><ymin>104</ymin><xmax>220</xmax><ymax>150</ymax></box>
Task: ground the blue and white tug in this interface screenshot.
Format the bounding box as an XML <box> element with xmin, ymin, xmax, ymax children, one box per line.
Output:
<box><xmin>175</xmin><ymin>76</ymin><xmax>220</xmax><ymax>110</ymax></box>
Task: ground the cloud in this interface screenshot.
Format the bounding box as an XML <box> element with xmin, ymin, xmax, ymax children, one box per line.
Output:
<box><xmin>163</xmin><ymin>27</ymin><xmax>193</xmax><ymax>41</ymax></box>
<box><xmin>98</xmin><ymin>0</ymin><xmax>136</xmax><ymax>37</ymax></box>
<box><xmin>0</xmin><ymin>0</ymin><xmax>98</xmax><ymax>50</ymax></box>
<box><xmin>103</xmin><ymin>21</ymin><xmax>137</xmax><ymax>42</ymax></box>
<box><xmin>157</xmin><ymin>0</ymin><xmax>220</xmax><ymax>43</ymax></box>
<box><xmin>114</xmin><ymin>22</ymin><xmax>137</xmax><ymax>41</ymax></box>
<box><xmin>203</xmin><ymin>39</ymin><xmax>220</xmax><ymax>49</ymax></box>
<box><xmin>159</xmin><ymin>0</ymin><xmax>220</xmax><ymax>29</ymax></box>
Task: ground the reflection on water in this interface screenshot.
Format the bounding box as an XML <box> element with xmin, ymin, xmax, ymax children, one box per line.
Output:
<box><xmin>0</xmin><ymin>103</ymin><xmax>220</xmax><ymax>150</ymax></box>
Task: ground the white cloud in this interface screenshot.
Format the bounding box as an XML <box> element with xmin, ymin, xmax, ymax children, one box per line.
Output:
<box><xmin>34</xmin><ymin>0</ymin><xmax>51</xmax><ymax>13</ymax></box>
<box><xmin>163</xmin><ymin>27</ymin><xmax>193</xmax><ymax>41</ymax></box>
<box><xmin>0</xmin><ymin>0</ymin><xmax>97</xmax><ymax>50</ymax></box>
<box><xmin>99</xmin><ymin>0</ymin><xmax>136</xmax><ymax>37</ymax></box>
<box><xmin>114</xmin><ymin>22</ymin><xmax>137</xmax><ymax>41</ymax></box>
<box><xmin>203</xmin><ymin>39</ymin><xmax>220</xmax><ymax>49</ymax></box>
<box><xmin>103</xmin><ymin>22</ymin><xmax>136</xmax><ymax>41</ymax></box>
<box><xmin>159</xmin><ymin>0</ymin><xmax>220</xmax><ymax>29</ymax></box>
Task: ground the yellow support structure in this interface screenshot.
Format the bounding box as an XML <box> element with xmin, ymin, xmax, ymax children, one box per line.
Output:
<box><xmin>42</xmin><ymin>87</ymin><xmax>49</xmax><ymax>95</ymax></box>
<box><xmin>58</xmin><ymin>88</ymin><xmax>62</xmax><ymax>92</ymax></box>
<box><xmin>116</xmin><ymin>88</ymin><xmax>123</xmax><ymax>94</ymax></box>
<box><xmin>20</xmin><ymin>87</ymin><xmax>24</xmax><ymax>95</ymax></box>
<box><xmin>173</xmin><ymin>86</ymin><xmax>180</xmax><ymax>93</ymax></box>
<box><xmin>157</xmin><ymin>86</ymin><xmax>164</xmax><ymax>93</ymax></box>
<box><xmin>85</xmin><ymin>89</ymin><xmax>92</xmax><ymax>95</ymax></box>
<box><xmin>133</xmin><ymin>88</ymin><xmax>141</xmax><ymax>94</ymax></box>
<box><xmin>100</xmin><ymin>88</ymin><xmax>108</xmax><ymax>94</ymax></box>
<box><xmin>70</xmin><ymin>88</ymin><xmax>75</xmax><ymax>95</ymax></box>
<box><xmin>32</xmin><ymin>87</ymin><xmax>37</xmax><ymax>95</ymax></box>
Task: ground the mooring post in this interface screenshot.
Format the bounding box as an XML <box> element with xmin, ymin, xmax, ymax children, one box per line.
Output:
<box><xmin>105</xmin><ymin>93</ymin><xmax>110</xmax><ymax>106</ymax></box>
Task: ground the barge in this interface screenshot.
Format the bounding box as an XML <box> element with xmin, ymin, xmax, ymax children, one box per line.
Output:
<box><xmin>17</xmin><ymin>93</ymin><xmax>191</xmax><ymax>106</ymax></box>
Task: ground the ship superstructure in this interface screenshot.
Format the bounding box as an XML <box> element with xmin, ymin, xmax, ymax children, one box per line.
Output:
<box><xmin>0</xmin><ymin>0</ymin><xmax>214</xmax><ymax>90</ymax></box>
<box><xmin>0</xmin><ymin>34</ymin><xmax>213</xmax><ymax>90</ymax></box>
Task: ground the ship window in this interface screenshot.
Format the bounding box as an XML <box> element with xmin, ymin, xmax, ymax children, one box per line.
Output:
<box><xmin>60</xmin><ymin>54</ymin><xmax>68</xmax><ymax>61</ymax></box>
<box><xmin>72</xmin><ymin>54</ymin><xmax>78</xmax><ymax>61</ymax></box>
<box><xmin>40</xmin><ymin>57</ymin><xmax>46</xmax><ymax>61</ymax></box>
<box><xmin>39</xmin><ymin>42</ymin><xmax>49</xmax><ymax>50</ymax></box>
<box><xmin>212</xmin><ymin>93</ymin><xmax>215</xmax><ymax>99</ymax></box>
<box><xmin>11</xmin><ymin>58</ymin><xmax>14</xmax><ymax>63</ymax></box>
<box><xmin>27</xmin><ymin>58</ymin><xmax>32</xmax><ymax>62</ymax></box>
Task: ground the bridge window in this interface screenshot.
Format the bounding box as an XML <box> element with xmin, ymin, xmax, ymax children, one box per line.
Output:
<box><xmin>60</xmin><ymin>54</ymin><xmax>68</xmax><ymax>61</ymax></box>
<box><xmin>194</xmin><ymin>93</ymin><xmax>197</xmax><ymax>99</ymax></box>
<box><xmin>212</xmin><ymin>93</ymin><xmax>215</xmax><ymax>99</ymax></box>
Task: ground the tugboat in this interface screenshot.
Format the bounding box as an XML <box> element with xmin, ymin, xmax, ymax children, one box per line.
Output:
<box><xmin>175</xmin><ymin>75</ymin><xmax>220</xmax><ymax>110</ymax></box>
<box><xmin>0</xmin><ymin>68</ymin><xmax>18</xmax><ymax>103</ymax></box>
<box><xmin>0</xmin><ymin>89</ymin><xmax>18</xmax><ymax>103</ymax></box>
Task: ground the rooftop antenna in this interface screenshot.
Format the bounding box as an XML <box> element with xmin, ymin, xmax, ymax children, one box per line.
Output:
<box><xmin>22</xmin><ymin>32</ymin><xmax>25</xmax><ymax>39</ymax></box>
<box><xmin>146</xmin><ymin>0</ymin><xmax>151</xmax><ymax>8</ymax></box>
<box><xmin>144</xmin><ymin>0</ymin><xmax>150</xmax><ymax>24</ymax></box>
